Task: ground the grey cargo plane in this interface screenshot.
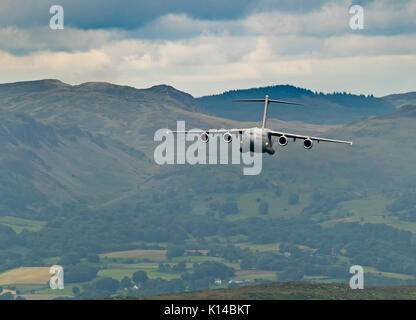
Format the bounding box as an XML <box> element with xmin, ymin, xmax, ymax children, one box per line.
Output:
<box><xmin>168</xmin><ymin>95</ymin><xmax>353</xmax><ymax>154</ymax></box>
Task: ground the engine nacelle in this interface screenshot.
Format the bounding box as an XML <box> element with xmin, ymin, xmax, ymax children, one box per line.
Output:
<box><xmin>199</xmin><ymin>132</ymin><xmax>209</xmax><ymax>143</ymax></box>
<box><xmin>303</xmin><ymin>138</ymin><xmax>313</xmax><ymax>149</ymax></box>
<box><xmin>223</xmin><ymin>132</ymin><xmax>232</xmax><ymax>143</ymax></box>
<box><xmin>278</xmin><ymin>135</ymin><xmax>288</xmax><ymax>146</ymax></box>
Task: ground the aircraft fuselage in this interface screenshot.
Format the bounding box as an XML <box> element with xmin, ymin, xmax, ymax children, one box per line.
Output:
<box><xmin>241</xmin><ymin>127</ymin><xmax>275</xmax><ymax>154</ymax></box>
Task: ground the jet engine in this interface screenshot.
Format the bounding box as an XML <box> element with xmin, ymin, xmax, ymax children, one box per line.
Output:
<box><xmin>303</xmin><ymin>138</ymin><xmax>313</xmax><ymax>149</ymax></box>
<box><xmin>278</xmin><ymin>135</ymin><xmax>288</xmax><ymax>146</ymax></box>
<box><xmin>199</xmin><ymin>132</ymin><xmax>209</xmax><ymax>143</ymax></box>
<box><xmin>223</xmin><ymin>132</ymin><xmax>232</xmax><ymax>143</ymax></box>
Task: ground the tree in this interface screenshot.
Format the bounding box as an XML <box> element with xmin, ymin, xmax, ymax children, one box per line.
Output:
<box><xmin>72</xmin><ymin>286</ymin><xmax>80</xmax><ymax>296</ymax></box>
<box><xmin>166</xmin><ymin>246</ymin><xmax>184</xmax><ymax>259</ymax></box>
<box><xmin>222</xmin><ymin>199</ymin><xmax>239</xmax><ymax>216</ymax></box>
<box><xmin>120</xmin><ymin>276</ymin><xmax>133</xmax><ymax>289</ymax></box>
<box><xmin>288</xmin><ymin>193</ymin><xmax>299</xmax><ymax>205</ymax></box>
<box><xmin>168</xmin><ymin>279</ymin><xmax>185</xmax><ymax>292</ymax></box>
<box><xmin>94</xmin><ymin>277</ymin><xmax>119</xmax><ymax>295</ymax></box>
<box><xmin>0</xmin><ymin>292</ymin><xmax>14</xmax><ymax>300</ymax></box>
<box><xmin>132</xmin><ymin>271</ymin><xmax>149</xmax><ymax>285</ymax></box>
<box><xmin>274</xmin><ymin>186</ymin><xmax>283</xmax><ymax>197</ymax></box>
<box><xmin>158</xmin><ymin>263</ymin><xmax>171</xmax><ymax>272</ymax></box>
<box><xmin>192</xmin><ymin>261</ymin><xmax>235</xmax><ymax>280</ymax></box>
<box><xmin>172</xmin><ymin>261</ymin><xmax>186</xmax><ymax>273</ymax></box>
<box><xmin>259</xmin><ymin>202</ymin><xmax>269</xmax><ymax>215</ymax></box>
<box><xmin>86</xmin><ymin>253</ymin><xmax>100</xmax><ymax>263</ymax></box>
<box><xmin>58</xmin><ymin>253</ymin><xmax>80</xmax><ymax>266</ymax></box>
<box><xmin>276</xmin><ymin>268</ymin><xmax>304</xmax><ymax>281</ymax></box>
<box><xmin>188</xmin><ymin>278</ymin><xmax>210</xmax><ymax>291</ymax></box>
<box><xmin>94</xmin><ymin>277</ymin><xmax>120</xmax><ymax>296</ymax></box>
<box><xmin>65</xmin><ymin>264</ymin><xmax>99</xmax><ymax>283</ymax></box>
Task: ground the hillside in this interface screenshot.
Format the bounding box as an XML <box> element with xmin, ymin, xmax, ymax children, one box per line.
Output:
<box><xmin>378</xmin><ymin>104</ymin><xmax>416</xmax><ymax>119</ymax></box>
<box><xmin>134</xmin><ymin>282</ymin><xmax>416</xmax><ymax>300</ymax></box>
<box><xmin>197</xmin><ymin>85</ymin><xmax>396</xmax><ymax>124</ymax></box>
<box><xmin>1</xmin><ymin>80</ymin><xmax>413</xmax><ymax>217</ymax></box>
<box><xmin>0</xmin><ymin>80</ymin><xmax>239</xmax><ymax>209</ymax></box>
<box><xmin>382</xmin><ymin>92</ymin><xmax>416</xmax><ymax>108</ymax></box>
<box><xmin>0</xmin><ymin>79</ymin><xmax>416</xmax><ymax>299</ymax></box>
<box><xmin>0</xmin><ymin>110</ymin><xmax>151</xmax><ymax>208</ymax></box>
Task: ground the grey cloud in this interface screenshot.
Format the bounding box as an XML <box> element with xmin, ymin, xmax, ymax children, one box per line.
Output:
<box><xmin>0</xmin><ymin>0</ymin><xmax>251</xmax><ymax>29</ymax></box>
<box><xmin>0</xmin><ymin>0</ymin><xmax>414</xmax><ymax>38</ymax></box>
<box><xmin>0</xmin><ymin>0</ymin><xmax>343</xmax><ymax>30</ymax></box>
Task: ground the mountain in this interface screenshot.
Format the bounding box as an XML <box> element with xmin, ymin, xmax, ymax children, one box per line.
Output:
<box><xmin>382</xmin><ymin>92</ymin><xmax>416</xmax><ymax>108</ymax></box>
<box><xmin>0</xmin><ymin>79</ymin><xmax>416</xmax><ymax>298</ymax></box>
<box><xmin>377</xmin><ymin>104</ymin><xmax>416</xmax><ymax>119</ymax></box>
<box><xmin>0</xmin><ymin>79</ymin><xmax>414</xmax><ymax>219</ymax></box>
<box><xmin>1</xmin><ymin>79</ymin><xmax>410</xmax><ymax>215</ymax></box>
<box><xmin>196</xmin><ymin>85</ymin><xmax>396</xmax><ymax>124</ymax></box>
<box><xmin>0</xmin><ymin>110</ymin><xmax>151</xmax><ymax>210</ymax></box>
<box><xmin>0</xmin><ymin>80</ymin><xmax>235</xmax><ymax>209</ymax></box>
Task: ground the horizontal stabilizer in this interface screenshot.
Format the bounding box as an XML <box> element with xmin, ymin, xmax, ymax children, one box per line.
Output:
<box><xmin>232</xmin><ymin>99</ymin><xmax>303</xmax><ymax>106</ymax></box>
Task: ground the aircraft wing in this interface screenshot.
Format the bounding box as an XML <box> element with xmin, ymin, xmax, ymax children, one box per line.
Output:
<box><xmin>167</xmin><ymin>128</ymin><xmax>246</xmax><ymax>134</ymax></box>
<box><xmin>269</xmin><ymin>130</ymin><xmax>353</xmax><ymax>145</ymax></box>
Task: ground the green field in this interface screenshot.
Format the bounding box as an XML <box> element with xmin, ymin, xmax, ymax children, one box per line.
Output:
<box><xmin>321</xmin><ymin>197</ymin><xmax>416</xmax><ymax>234</ymax></box>
<box><xmin>99</xmin><ymin>249</ymin><xmax>166</xmax><ymax>261</ymax></box>
<box><xmin>0</xmin><ymin>216</ymin><xmax>46</xmax><ymax>233</ymax></box>
<box><xmin>98</xmin><ymin>262</ymin><xmax>181</xmax><ymax>281</ymax></box>
<box><xmin>231</xmin><ymin>191</ymin><xmax>304</xmax><ymax>221</ymax></box>
<box><xmin>235</xmin><ymin>242</ymin><xmax>279</xmax><ymax>252</ymax></box>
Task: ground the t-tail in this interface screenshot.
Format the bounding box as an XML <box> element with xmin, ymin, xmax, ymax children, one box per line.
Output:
<box><xmin>233</xmin><ymin>95</ymin><xmax>303</xmax><ymax>128</ymax></box>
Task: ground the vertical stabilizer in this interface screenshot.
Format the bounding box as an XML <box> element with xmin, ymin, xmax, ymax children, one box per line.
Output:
<box><xmin>232</xmin><ymin>96</ymin><xmax>303</xmax><ymax>128</ymax></box>
<box><xmin>262</xmin><ymin>95</ymin><xmax>269</xmax><ymax>129</ymax></box>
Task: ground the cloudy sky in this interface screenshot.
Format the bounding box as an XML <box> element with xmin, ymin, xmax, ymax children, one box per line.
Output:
<box><xmin>0</xmin><ymin>0</ymin><xmax>415</xmax><ymax>96</ymax></box>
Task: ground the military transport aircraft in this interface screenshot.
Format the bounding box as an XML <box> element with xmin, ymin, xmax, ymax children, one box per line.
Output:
<box><xmin>168</xmin><ymin>95</ymin><xmax>353</xmax><ymax>154</ymax></box>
